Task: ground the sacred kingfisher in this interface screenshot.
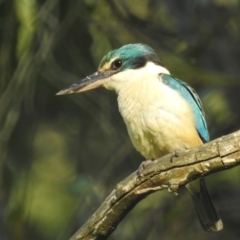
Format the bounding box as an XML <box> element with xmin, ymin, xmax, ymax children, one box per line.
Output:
<box><xmin>57</xmin><ymin>43</ymin><xmax>223</xmax><ymax>232</ymax></box>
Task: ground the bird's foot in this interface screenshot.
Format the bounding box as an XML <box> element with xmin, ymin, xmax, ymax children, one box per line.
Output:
<box><xmin>170</xmin><ymin>146</ymin><xmax>188</xmax><ymax>162</ymax></box>
<box><xmin>137</xmin><ymin>159</ymin><xmax>153</xmax><ymax>178</ymax></box>
<box><xmin>170</xmin><ymin>150</ymin><xmax>179</xmax><ymax>162</ymax></box>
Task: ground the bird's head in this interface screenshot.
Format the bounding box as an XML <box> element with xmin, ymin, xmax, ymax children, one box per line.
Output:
<box><xmin>56</xmin><ymin>43</ymin><xmax>169</xmax><ymax>95</ymax></box>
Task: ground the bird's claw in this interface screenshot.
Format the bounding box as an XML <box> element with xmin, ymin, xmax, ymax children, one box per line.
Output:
<box><xmin>137</xmin><ymin>159</ymin><xmax>152</xmax><ymax>178</ymax></box>
<box><xmin>170</xmin><ymin>150</ymin><xmax>179</xmax><ymax>162</ymax></box>
<box><xmin>170</xmin><ymin>146</ymin><xmax>188</xmax><ymax>162</ymax></box>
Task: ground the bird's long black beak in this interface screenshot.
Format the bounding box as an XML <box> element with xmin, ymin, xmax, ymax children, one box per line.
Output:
<box><xmin>56</xmin><ymin>71</ymin><xmax>112</xmax><ymax>95</ymax></box>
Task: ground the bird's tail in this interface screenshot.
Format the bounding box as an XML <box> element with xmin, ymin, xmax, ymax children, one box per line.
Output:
<box><xmin>186</xmin><ymin>178</ymin><xmax>223</xmax><ymax>232</ymax></box>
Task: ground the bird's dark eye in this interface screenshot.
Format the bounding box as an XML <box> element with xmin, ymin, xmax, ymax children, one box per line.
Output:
<box><xmin>111</xmin><ymin>59</ymin><xmax>123</xmax><ymax>70</ymax></box>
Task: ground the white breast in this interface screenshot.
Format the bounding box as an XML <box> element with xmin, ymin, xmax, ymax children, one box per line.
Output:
<box><xmin>116</xmin><ymin>65</ymin><xmax>202</xmax><ymax>159</ymax></box>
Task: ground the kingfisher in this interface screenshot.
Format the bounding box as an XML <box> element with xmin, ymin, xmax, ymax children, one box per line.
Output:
<box><xmin>57</xmin><ymin>43</ymin><xmax>223</xmax><ymax>232</ymax></box>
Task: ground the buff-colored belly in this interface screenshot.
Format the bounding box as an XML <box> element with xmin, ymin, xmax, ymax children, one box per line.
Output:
<box><xmin>118</xmin><ymin>81</ymin><xmax>202</xmax><ymax>159</ymax></box>
<box><xmin>125</xmin><ymin>114</ymin><xmax>202</xmax><ymax>159</ymax></box>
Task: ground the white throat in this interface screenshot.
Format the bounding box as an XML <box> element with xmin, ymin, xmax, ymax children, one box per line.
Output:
<box><xmin>103</xmin><ymin>62</ymin><xmax>170</xmax><ymax>93</ymax></box>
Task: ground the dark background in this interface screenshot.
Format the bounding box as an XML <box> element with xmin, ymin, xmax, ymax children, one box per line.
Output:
<box><xmin>1</xmin><ymin>0</ymin><xmax>240</xmax><ymax>239</ymax></box>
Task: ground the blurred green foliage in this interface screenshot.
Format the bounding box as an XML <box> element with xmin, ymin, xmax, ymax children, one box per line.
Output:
<box><xmin>0</xmin><ymin>0</ymin><xmax>240</xmax><ymax>239</ymax></box>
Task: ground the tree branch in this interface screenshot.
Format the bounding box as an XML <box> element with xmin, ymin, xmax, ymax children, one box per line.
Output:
<box><xmin>70</xmin><ymin>130</ymin><xmax>240</xmax><ymax>240</ymax></box>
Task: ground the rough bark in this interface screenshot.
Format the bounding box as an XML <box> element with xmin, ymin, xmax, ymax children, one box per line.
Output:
<box><xmin>70</xmin><ymin>130</ymin><xmax>240</xmax><ymax>240</ymax></box>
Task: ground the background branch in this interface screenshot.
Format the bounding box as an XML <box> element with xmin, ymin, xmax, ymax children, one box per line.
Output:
<box><xmin>70</xmin><ymin>130</ymin><xmax>240</xmax><ymax>240</ymax></box>
<box><xmin>1</xmin><ymin>2</ymin><xmax>240</xmax><ymax>239</ymax></box>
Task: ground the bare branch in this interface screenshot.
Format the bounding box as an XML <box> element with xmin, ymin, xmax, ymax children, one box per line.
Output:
<box><xmin>70</xmin><ymin>130</ymin><xmax>240</xmax><ymax>240</ymax></box>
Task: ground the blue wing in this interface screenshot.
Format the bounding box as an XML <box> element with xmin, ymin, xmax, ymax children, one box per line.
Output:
<box><xmin>161</xmin><ymin>74</ymin><xmax>209</xmax><ymax>142</ymax></box>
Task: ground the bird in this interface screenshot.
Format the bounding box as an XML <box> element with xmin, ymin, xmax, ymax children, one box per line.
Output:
<box><xmin>57</xmin><ymin>43</ymin><xmax>223</xmax><ymax>232</ymax></box>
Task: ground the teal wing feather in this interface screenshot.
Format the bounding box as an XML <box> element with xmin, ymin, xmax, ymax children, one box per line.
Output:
<box><xmin>161</xmin><ymin>74</ymin><xmax>223</xmax><ymax>232</ymax></box>
<box><xmin>161</xmin><ymin>74</ymin><xmax>209</xmax><ymax>142</ymax></box>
